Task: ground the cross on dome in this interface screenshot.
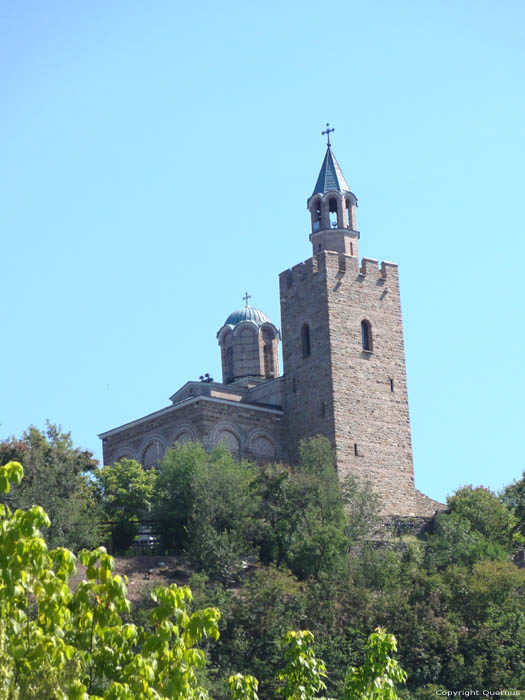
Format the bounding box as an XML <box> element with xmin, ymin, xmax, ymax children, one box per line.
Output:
<box><xmin>322</xmin><ymin>122</ymin><xmax>335</xmax><ymax>148</ymax></box>
<box><xmin>243</xmin><ymin>292</ymin><xmax>251</xmax><ymax>307</ymax></box>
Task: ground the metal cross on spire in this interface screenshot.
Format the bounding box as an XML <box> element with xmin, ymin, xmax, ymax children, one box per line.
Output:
<box><xmin>322</xmin><ymin>122</ymin><xmax>335</xmax><ymax>148</ymax></box>
<box><xmin>243</xmin><ymin>292</ymin><xmax>251</xmax><ymax>307</ymax></box>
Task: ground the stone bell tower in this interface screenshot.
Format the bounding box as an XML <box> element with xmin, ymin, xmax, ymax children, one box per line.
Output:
<box><xmin>279</xmin><ymin>127</ymin><xmax>435</xmax><ymax>517</ymax></box>
<box><xmin>307</xmin><ymin>127</ymin><xmax>359</xmax><ymax>259</ymax></box>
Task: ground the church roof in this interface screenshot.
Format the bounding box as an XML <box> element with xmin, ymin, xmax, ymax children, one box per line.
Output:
<box><xmin>311</xmin><ymin>147</ymin><xmax>351</xmax><ymax>197</ymax></box>
<box><xmin>224</xmin><ymin>305</ymin><xmax>273</xmax><ymax>328</ymax></box>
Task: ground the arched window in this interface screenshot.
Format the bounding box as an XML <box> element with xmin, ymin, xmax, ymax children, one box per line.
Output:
<box><xmin>226</xmin><ymin>346</ymin><xmax>234</xmax><ymax>382</ymax></box>
<box><xmin>301</xmin><ymin>323</ymin><xmax>311</xmax><ymax>357</ymax></box>
<box><xmin>214</xmin><ymin>429</ymin><xmax>240</xmax><ymax>455</ymax></box>
<box><xmin>143</xmin><ymin>440</ymin><xmax>162</xmax><ymax>470</ymax></box>
<box><xmin>361</xmin><ymin>320</ymin><xmax>372</xmax><ymax>352</ymax></box>
<box><xmin>312</xmin><ymin>198</ymin><xmax>322</xmax><ymax>232</ymax></box>
<box><xmin>262</xmin><ymin>329</ymin><xmax>274</xmax><ymax>378</ymax></box>
<box><xmin>329</xmin><ymin>197</ymin><xmax>338</xmax><ymax>228</ymax></box>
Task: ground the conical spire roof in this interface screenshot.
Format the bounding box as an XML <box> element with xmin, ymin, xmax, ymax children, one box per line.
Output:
<box><xmin>311</xmin><ymin>147</ymin><xmax>351</xmax><ymax>197</ymax></box>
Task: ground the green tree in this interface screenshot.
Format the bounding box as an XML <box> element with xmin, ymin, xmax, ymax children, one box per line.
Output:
<box><xmin>0</xmin><ymin>423</ymin><xmax>100</xmax><ymax>551</ymax></box>
<box><xmin>340</xmin><ymin>474</ymin><xmax>381</xmax><ymax>544</ymax></box>
<box><xmin>501</xmin><ymin>471</ymin><xmax>525</xmax><ymax>541</ymax></box>
<box><xmin>424</xmin><ymin>485</ymin><xmax>517</xmax><ymax>570</ymax></box>
<box><xmin>253</xmin><ymin>463</ymin><xmax>295</xmax><ymax>566</ymax></box>
<box><xmin>197</xmin><ymin>567</ymin><xmax>307</xmax><ymax>698</ymax></box>
<box><xmin>274</xmin><ymin>627</ymin><xmax>407</xmax><ymax>700</ymax></box>
<box><xmin>424</xmin><ymin>512</ymin><xmax>509</xmax><ymax>570</ymax></box>
<box><xmin>441</xmin><ymin>560</ymin><xmax>525</xmax><ymax>689</ymax></box>
<box><xmin>0</xmin><ymin>460</ymin><xmax>220</xmax><ymax>699</ymax></box>
<box><xmin>95</xmin><ymin>458</ymin><xmax>156</xmax><ymax>520</ymax></box>
<box><xmin>154</xmin><ymin>442</ymin><xmax>261</xmax><ymax>577</ymax></box>
<box><xmin>1</xmin><ymin>458</ymin><xmax>410</xmax><ymax>700</ymax></box>
<box><xmin>365</xmin><ymin>549</ymin><xmax>525</xmax><ymax>691</ymax></box>
<box><xmin>228</xmin><ymin>673</ymin><xmax>259</xmax><ymax>700</ymax></box>
<box><xmin>447</xmin><ymin>485</ymin><xmax>515</xmax><ymax>549</ymax></box>
<box><xmin>255</xmin><ymin>447</ymin><xmax>379</xmax><ymax>580</ymax></box>
<box><xmin>276</xmin><ymin>630</ymin><xmax>329</xmax><ymax>700</ymax></box>
<box><xmin>186</xmin><ymin>446</ymin><xmax>260</xmax><ymax>582</ymax></box>
<box><xmin>153</xmin><ymin>442</ymin><xmax>209</xmax><ymax>552</ymax></box>
<box><xmin>265</xmin><ymin>437</ymin><xmax>350</xmax><ymax>581</ymax></box>
<box><xmin>343</xmin><ymin>627</ymin><xmax>407</xmax><ymax>700</ymax></box>
<box><xmin>95</xmin><ymin>458</ymin><xmax>157</xmax><ymax>551</ymax></box>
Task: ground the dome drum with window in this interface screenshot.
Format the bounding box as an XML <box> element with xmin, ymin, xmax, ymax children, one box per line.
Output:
<box><xmin>217</xmin><ymin>304</ymin><xmax>280</xmax><ymax>385</ymax></box>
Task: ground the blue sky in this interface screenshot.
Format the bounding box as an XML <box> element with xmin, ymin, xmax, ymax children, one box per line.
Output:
<box><xmin>1</xmin><ymin>0</ymin><xmax>524</xmax><ymax>504</ymax></box>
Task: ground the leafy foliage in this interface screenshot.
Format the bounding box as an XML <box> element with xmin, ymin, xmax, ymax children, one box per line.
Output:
<box><xmin>423</xmin><ymin>484</ymin><xmax>517</xmax><ymax>570</ymax></box>
<box><xmin>424</xmin><ymin>512</ymin><xmax>509</xmax><ymax>569</ymax></box>
<box><xmin>154</xmin><ymin>443</ymin><xmax>260</xmax><ymax>581</ymax></box>
<box><xmin>343</xmin><ymin>627</ymin><xmax>406</xmax><ymax>700</ymax></box>
<box><xmin>95</xmin><ymin>458</ymin><xmax>157</xmax><ymax>551</ymax></box>
<box><xmin>501</xmin><ymin>470</ymin><xmax>525</xmax><ymax>541</ymax></box>
<box><xmin>95</xmin><ymin>458</ymin><xmax>156</xmax><ymax>520</ymax></box>
<box><xmin>0</xmin><ymin>423</ymin><xmax>100</xmax><ymax>551</ymax></box>
<box><xmin>186</xmin><ymin>446</ymin><xmax>260</xmax><ymax>581</ymax></box>
<box><xmin>276</xmin><ymin>631</ymin><xmax>329</xmax><ymax>700</ymax></box>
<box><xmin>153</xmin><ymin>437</ymin><xmax>374</xmax><ymax>584</ymax></box>
<box><xmin>153</xmin><ymin>442</ymin><xmax>209</xmax><ymax>552</ymax></box>
<box><xmin>0</xmin><ymin>460</ymin><xmax>220</xmax><ymax>699</ymax></box>
<box><xmin>5</xmin><ymin>428</ymin><xmax>525</xmax><ymax>697</ymax></box>
<box><xmin>339</xmin><ymin>475</ymin><xmax>381</xmax><ymax>544</ymax></box>
<box><xmin>254</xmin><ymin>437</ymin><xmax>355</xmax><ymax>581</ymax></box>
<box><xmin>185</xmin><ymin>445</ymin><xmax>525</xmax><ymax>695</ymax></box>
<box><xmin>148</xmin><ymin>436</ymin><xmax>525</xmax><ymax>695</ymax></box>
<box><xmin>228</xmin><ymin>673</ymin><xmax>259</xmax><ymax>700</ymax></box>
<box><xmin>447</xmin><ymin>485</ymin><xmax>516</xmax><ymax>548</ymax></box>
<box><xmin>0</xmin><ymin>457</ymin><xmax>409</xmax><ymax>700</ymax></box>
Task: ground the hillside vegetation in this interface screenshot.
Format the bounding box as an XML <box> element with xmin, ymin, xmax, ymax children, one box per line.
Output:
<box><xmin>1</xmin><ymin>425</ymin><xmax>525</xmax><ymax>697</ymax></box>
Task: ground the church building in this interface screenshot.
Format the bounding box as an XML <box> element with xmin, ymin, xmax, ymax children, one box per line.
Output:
<box><xmin>99</xmin><ymin>133</ymin><xmax>441</xmax><ymax>517</ymax></box>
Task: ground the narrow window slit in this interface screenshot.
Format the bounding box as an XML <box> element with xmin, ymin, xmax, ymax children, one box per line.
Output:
<box><xmin>361</xmin><ymin>320</ymin><xmax>372</xmax><ymax>352</ymax></box>
<box><xmin>301</xmin><ymin>323</ymin><xmax>311</xmax><ymax>357</ymax></box>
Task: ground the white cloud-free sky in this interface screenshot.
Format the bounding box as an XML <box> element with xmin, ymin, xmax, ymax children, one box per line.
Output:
<box><xmin>2</xmin><ymin>0</ymin><xmax>524</xmax><ymax>503</ymax></box>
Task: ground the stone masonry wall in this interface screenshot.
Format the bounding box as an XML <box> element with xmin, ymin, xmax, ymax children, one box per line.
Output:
<box><xmin>279</xmin><ymin>255</ymin><xmax>336</xmax><ymax>464</ymax></box>
<box><xmin>101</xmin><ymin>399</ymin><xmax>285</xmax><ymax>468</ymax></box>
<box><xmin>327</xmin><ymin>252</ymin><xmax>417</xmax><ymax>516</ymax></box>
<box><xmin>280</xmin><ymin>251</ymin><xmax>430</xmax><ymax>517</ymax></box>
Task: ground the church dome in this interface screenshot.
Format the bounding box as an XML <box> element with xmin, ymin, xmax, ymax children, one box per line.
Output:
<box><xmin>224</xmin><ymin>305</ymin><xmax>273</xmax><ymax>328</ymax></box>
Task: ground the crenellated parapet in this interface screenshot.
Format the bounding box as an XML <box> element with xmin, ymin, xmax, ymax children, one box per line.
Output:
<box><xmin>99</xmin><ymin>134</ymin><xmax>444</xmax><ymax>519</ymax></box>
<box><xmin>280</xmin><ymin>252</ymin><xmax>400</xmax><ymax>293</ymax></box>
<box><xmin>279</xmin><ymin>242</ymin><xmax>421</xmax><ymax>516</ymax></box>
<box><xmin>359</xmin><ymin>257</ymin><xmax>400</xmax><ymax>280</ymax></box>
